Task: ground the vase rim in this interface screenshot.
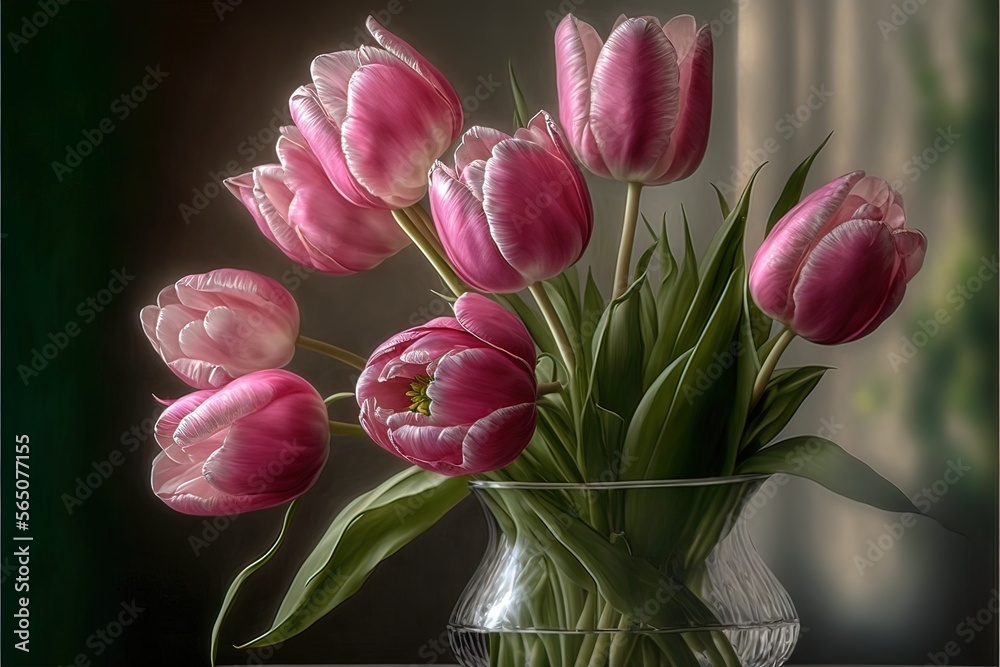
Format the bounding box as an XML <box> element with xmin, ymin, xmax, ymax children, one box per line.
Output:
<box><xmin>468</xmin><ymin>473</ymin><xmax>772</xmax><ymax>490</ymax></box>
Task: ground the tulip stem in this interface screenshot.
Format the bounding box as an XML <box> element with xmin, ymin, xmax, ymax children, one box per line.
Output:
<box><xmin>392</xmin><ymin>209</ymin><xmax>467</xmax><ymax>297</ymax></box>
<box><xmin>750</xmin><ymin>328</ymin><xmax>797</xmax><ymax>410</ymax></box>
<box><xmin>537</xmin><ymin>382</ymin><xmax>564</xmax><ymax>397</ymax></box>
<box><xmin>323</xmin><ymin>392</ymin><xmax>355</xmax><ymax>406</ymax></box>
<box><xmin>406</xmin><ymin>204</ymin><xmax>447</xmax><ymax>260</ymax></box>
<box><xmin>612</xmin><ymin>182</ymin><xmax>644</xmax><ymax>301</ymax></box>
<box><xmin>329</xmin><ymin>420</ymin><xmax>366</xmax><ymax>437</ymax></box>
<box><xmin>296</xmin><ymin>336</ymin><xmax>367</xmax><ymax>371</ymax></box>
<box><xmin>529</xmin><ymin>283</ymin><xmax>576</xmax><ymax>377</ymax></box>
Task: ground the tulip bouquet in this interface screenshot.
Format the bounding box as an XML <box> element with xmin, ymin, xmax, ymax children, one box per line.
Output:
<box><xmin>139</xmin><ymin>11</ymin><xmax>928</xmax><ymax>667</ymax></box>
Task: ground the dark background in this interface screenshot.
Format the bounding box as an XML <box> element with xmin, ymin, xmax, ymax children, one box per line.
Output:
<box><xmin>1</xmin><ymin>1</ymin><xmax>996</xmax><ymax>666</ymax></box>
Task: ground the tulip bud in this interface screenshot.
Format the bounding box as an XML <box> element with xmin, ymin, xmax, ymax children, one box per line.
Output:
<box><xmin>356</xmin><ymin>294</ymin><xmax>537</xmax><ymax>475</ymax></box>
<box><xmin>225</xmin><ymin>126</ymin><xmax>409</xmax><ymax>275</ymax></box>
<box><xmin>151</xmin><ymin>370</ymin><xmax>330</xmax><ymax>515</ymax></box>
<box><xmin>749</xmin><ymin>172</ymin><xmax>927</xmax><ymax>345</ymax></box>
<box><xmin>289</xmin><ymin>17</ymin><xmax>463</xmax><ymax>210</ymax></box>
<box><xmin>140</xmin><ymin>269</ymin><xmax>299</xmax><ymax>389</ymax></box>
<box><xmin>555</xmin><ymin>13</ymin><xmax>713</xmax><ymax>185</ymax></box>
<box><xmin>428</xmin><ymin>111</ymin><xmax>593</xmax><ymax>293</ymax></box>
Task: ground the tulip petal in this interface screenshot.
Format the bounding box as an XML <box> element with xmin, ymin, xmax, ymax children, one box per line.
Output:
<box><xmin>482</xmin><ymin>138</ymin><xmax>588</xmax><ymax>282</ymax></box>
<box><xmin>590</xmin><ymin>18</ymin><xmax>679</xmax><ymax>181</ymax></box>
<box><xmin>365</xmin><ymin>16</ymin><xmax>463</xmax><ymax>138</ymax></box>
<box><xmin>173</xmin><ymin>373</ymin><xmax>278</xmax><ymax>447</ymax></box>
<box><xmin>426</xmin><ymin>347</ymin><xmax>537</xmax><ymax>425</ymax></box>
<box><xmin>154</xmin><ymin>389</ymin><xmax>217</xmax><ymax>461</ymax></box>
<box><xmin>750</xmin><ymin>171</ymin><xmax>866</xmax><ymax>320</ymax></box>
<box><xmin>203</xmin><ymin>391</ymin><xmax>329</xmax><ymax>496</ymax></box>
<box><xmin>290</xmin><ymin>85</ymin><xmax>386</xmax><ymax>209</ymax></box>
<box><xmin>455</xmin><ymin>126</ymin><xmax>510</xmax><ymax>174</ymax></box>
<box><xmin>790</xmin><ymin>219</ymin><xmax>900</xmax><ymax>344</ymax></box>
<box><xmin>167</xmin><ymin>358</ymin><xmax>234</xmax><ymax>390</ymax></box>
<box><xmin>460</xmin><ymin>402</ymin><xmax>537</xmax><ymax>474</ymax></box>
<box><xmin>387</xmin><ymin>411</ymin><xmax>467</xmax><ymax>468</ymax></box>
<box><xmin>276</xmin><ymin>132</ymin><xmax>409</xmax><ymax>273</ymax></box>
<box><xmin>454</xmin><ymin>293</ymin><xmax>536</xmax><ymax>370</ymax></box>
<box><xmin>429</xmin><ymin>163</ymin><xmax>528</xmax><ymax>293</ymax></box>
<box><xmin>892</xmin><ymin>228</ymin><xmax>927</xmax><ymax>280</ymax></box>
<box><xmin>554</xmin><ymin>14</ymin><xmax>609</xmax><ymax>176</ymax></box>
<box><xmin>649</xmin><ymin>22</ymin><xmax>713</xmax><ymax>184</ymax></box>
<box><xmin>342</xmin><ymin>63</ymin><xmax>454</xmax><ymax>208</ymax></box>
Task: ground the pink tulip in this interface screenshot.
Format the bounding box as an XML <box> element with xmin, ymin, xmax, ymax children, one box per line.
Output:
<box><xmin>225</xmin><ymin>126</ymin><xmax>409</xmax><ymax>274</ymax></box>
<box><xmin>140</xmin><ymin>269</ymin><xmax>299</xmax><ymax>389</ymax></box>
<box><xmin>555</xmin><ymin>13</ymin><xmax>713</xmax><ymax>184</ymax></box>
<box><xmin>289</xmin><ymin>17</ymin><xmax>463</xmax><ymax>210</ymax></box>
<box><xmin>749</xmin><ymin>171</ymin><xmax>927</xmax><ymax>345</ymax></box>
<box><xmin>151</xmin><ymin>370</ymin><xmax>329</xmax><ymax>515</ymax></box>
<box><xmin>356</xmin><ymin>293</ymin><xmax>537</xmax><ymax>475</ymax></box>
<box><xmin>428</xmin><ymin>111</ymin><xmax>593</xmax><ymax>293</ymax></box>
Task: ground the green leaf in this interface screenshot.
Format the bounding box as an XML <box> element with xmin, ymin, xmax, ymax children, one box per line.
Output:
<box><xmin>211</xmin><ymin>500</ymin><xmax>298</xmax><ymax>667</ymax></box>
<box><xmin>509</xmin><ymin>60</ymin><xmax>530</xmax><ymax>130</ymax></box>
<box><xmin>625</xmin><ymin>270</ymin><xmax>745</xmax><ymax>480</ymax></box>
<box><xmin>710</xmin><ymin>183</ymin><xmax>731</xmax><ymax>219</ymax></box>
<box><xmin>498</xmin><ymin>292</ymin><xmax>558</xmax><ymax>359</ymax></box>
<box><xmin>736</xmin><ymin>436</ymin><xmax>919</xmax><ymax>514</ymax></box>
<box><xmin>542</xmin><ymin>270</ymin><xmax>583</xmax><ymax>360</ymax></box>
<box><xmin>644</xmin><ymin>214</ymin><xmax>697</xmax><ymax>386</ymax></box>
<box><xmin>766</xmin><ymin>131</ymin><xmax>833</xmax><ymax>234</ymax></box>
<box><xmin>740</xmin><ymin>366</ymin><xmax>828</xmax><ymax>457</ymax></box>
<box><xmin>242</xmin><ymin>468</ymin><xmax>468</xmax><ymax>647</ymax></box>
<box><xmin>590</xmin><ymin>275</ymin><xmax>646</xmax><ymax>447</ymax></box>
<box><xmin>581</xmin><ymin>269</ymin><xmax>605</xmax><ymax>368</ymax></box>
<box><xmin>672</xmin><ymin>164</ymin><xmax>764</xmax><ymax>357</ymax></box>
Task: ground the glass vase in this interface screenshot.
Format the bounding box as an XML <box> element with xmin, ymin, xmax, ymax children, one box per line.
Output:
<box><xmin>448</xmin><ymin>476</ymin><xmax>798</xmax><ymax>667</ymax></box>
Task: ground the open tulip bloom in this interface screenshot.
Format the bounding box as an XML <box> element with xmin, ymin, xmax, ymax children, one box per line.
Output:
<box><xmin>138</xmin><ymin>11</ymin><xmax>933</xmax><ymax>666</ymax></box>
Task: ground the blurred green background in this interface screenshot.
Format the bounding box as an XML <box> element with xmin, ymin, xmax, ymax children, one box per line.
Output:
<box><xmin>1</xmin><ymin>0</ymin><xmax>995</xmax><ymax>665</ymax></box>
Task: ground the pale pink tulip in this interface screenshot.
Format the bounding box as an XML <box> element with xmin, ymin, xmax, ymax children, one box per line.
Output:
<box><xmin>356</xmin><ymin>293</ymin><xmax>537</xmax><ymax>475</ymax></box>
<box><xmin>749</xmin><ymin>171</ymin><xmax>927</xmax><ymax>345</ymax></box>
<box><xmin>140</xmin><ymin>269</ymin><xmax>299</xmax><ymax>389</ymax></box>
<box><xmin>555</xmin><ymin>13</ymin><xmax>713</xmax><ymax>184</ymax></box>
<box><xmin>151</xmin><ymin>370</ymin><xmax>329</xmax><ymax>515</ymax></box>
<box><xmin>225</xmin><ymin>126</ymin><xmax>409</xmax><ymax>274</ymax></box>
<box><xmin>290</xmin><ymin>17</ymin><xmax>463</xmax><ymax>210</ymax></box>
<box><xmin>428</xmin><ymin>111</ymin><xmax>593</xmax><ymax>293</ymax></box>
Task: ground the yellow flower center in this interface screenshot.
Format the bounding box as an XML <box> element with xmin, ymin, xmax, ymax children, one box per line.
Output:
<box><xmin>406</xmin><ymin>374</ymin><xmax>434</xmax><ymax>416</ymax></box>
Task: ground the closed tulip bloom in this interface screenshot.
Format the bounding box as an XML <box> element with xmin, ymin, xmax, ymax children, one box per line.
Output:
<box><xmin>140</xmin><ymin>269</ymin><xmax>299</xmax><ymax>389</ymax></box>
<box><xmin>555</xmin><ymin>13</ymin><xmax>713</xmax><ymax>184</ymax></box>
<box><xmin>428</xmin><ymin>111</ymin><xmax>593</xmax><ymax>293</ymax></box>
<box><xmin>225</xmin><ymin>126</ymin><xmax>409</xmax><ymax>275</ymax></box>
<box><xmin>289</xmin><ymin>17</ymin><xmax>463</xmax><ymax>210</ymax></box>
<box><xmin>356</xmin><ymin>294</ymin><xmax>537</xmax><ymax>475</ymax></box>
<box><xmin>749</xmin><ymin>171</ymin><xmax>927</xmax><ymax>345</ymax></box>
<box><xmin>151</xmin><ymin>370</ymin><xmax>329</xmax><ymax>515</ymax></box>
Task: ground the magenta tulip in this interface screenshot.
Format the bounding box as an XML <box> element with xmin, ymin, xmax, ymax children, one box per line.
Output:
<box><xmin>151</xmin><ymin>370</ymin><xmax>330</xmax><ymax>515</ymax></box>
<box><xmin>428</xmin><ymin>111</ymin><xmax>593</xmax><ymax>293</ymax></box>
<box><xmin>140</xmin><ymin>269</ymin><xmax>299</xmax><ymax>389</ymax></box>
<box><xmin>225</xmin><ymin>126</ymin><xmax>409</xmax><ymax>274</ymax></box>
<box><xmin>555</xmin><ymin>13</ymin><xmax>713</xmax><ymax>184</ymax></box>
<box><xmin>749</xmin><ymin>171</ymin><xmax>927</xmax><ymax>345</ymax></box>
<box><xmin>356</xmin><ymin>293</ymin><xmax>537</xmax><ymax>475</ymax></box>
<box><xmin>289</xmin><ymin>17</ymin><xmax>463</xmax><ymax>210</ymax></box>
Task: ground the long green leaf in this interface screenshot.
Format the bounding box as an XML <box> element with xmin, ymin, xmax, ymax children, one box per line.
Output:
<box><xmin>765</xmin><ymin>131</ymin><xmax>834</xmax><ymax>233</ymax></box>
<box><xmin>736</xmin><ymin>436</ymin><xmax>919</xmax><ymax>513</ymax></box>
<box><xmin>498</xmin><ymin>292</ymin><xmax>558</xmax><ymax>359</ymax></box>
<box><xmin>740</xmin><ymin>366</ymin><xmax>828</xmax><ymax>458</ymax></box>
<box><xmin>509</xmin><ymin>60</ymin><xmax>529</xmax><ymax>129</ymax></box>
<box><xmin>242</xmin><ymin>468</ymin><xmax>468</xmax><ymax>647</ymax></box>
<box><xmin>211</xmin><ymin>500</ymin><xmax>299</xmax><ymax>667</ymax></box>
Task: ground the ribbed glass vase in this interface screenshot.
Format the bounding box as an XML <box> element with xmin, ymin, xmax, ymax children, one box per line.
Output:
<box><xmin>449</xmin><ymin>476</ymin><xmax>798</xmax><ymax>667</ymax></box>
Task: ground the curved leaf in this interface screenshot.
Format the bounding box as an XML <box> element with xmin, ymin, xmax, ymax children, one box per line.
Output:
<box><xmin>211</xmin><ymin>500</ymin><xmax>299</xmax><ymax>667</ymax></box>
<box><xmin>736</xmin><ymin>436</ymin><xmax>919</xmax><ymax>514</ymax></box>
<box><xmin>242</xmin><ymin>468</ymin><xmax>468</xmax><ymax>647</ymax></box>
